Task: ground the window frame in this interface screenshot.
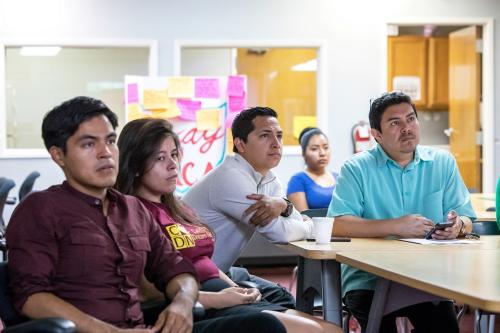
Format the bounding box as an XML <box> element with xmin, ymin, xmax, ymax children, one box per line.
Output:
<box><xmin>0</xmin><ymin>38</ymin><xmax>158</xmax><ymax>158</ymax></box>
<box><xmin>174</xmin><ymin>39</ymin><xmax>328</xmax><ymax>155</ymax></box>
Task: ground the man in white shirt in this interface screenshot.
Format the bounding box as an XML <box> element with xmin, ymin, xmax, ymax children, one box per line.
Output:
<box><xmin>184</xmin><ymin>107</ymin><xmax>313</xmax><ymax>272</ymax></box>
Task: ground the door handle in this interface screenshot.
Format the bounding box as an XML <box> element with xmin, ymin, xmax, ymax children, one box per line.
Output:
<box><xmin>444</xmin><ymin>127</ymin><xmax>454</xmax><ymax>137</ymax></box>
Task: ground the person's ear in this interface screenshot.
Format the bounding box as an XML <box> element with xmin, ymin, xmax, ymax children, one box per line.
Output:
<box><xmin>49</xmin><ymin>146</ymin><xmax>66</xmax><ymax>168</ymax></box>
<box><xmin>371</xmin><ymin>128</ymin><xmax>382</xmax><ymax>143</ymax></box>
<box><xmin>233</xmin><ymin>137</ymin><xmax>246</xmax><ymax>154</ymax></box>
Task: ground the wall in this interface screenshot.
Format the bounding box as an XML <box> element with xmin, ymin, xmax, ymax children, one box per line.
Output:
<box><xmin>1</xmin><ymin>0</ymin><xmax>499</xmax><ymax>221</ymax></box>
<box><xmin>6</xmin><ymin>47</ymin><xmax>149</xmax><ymax>148</ymax></box>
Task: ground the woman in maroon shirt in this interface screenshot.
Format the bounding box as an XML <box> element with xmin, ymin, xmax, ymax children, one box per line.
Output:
<box><xmin>116</xmin><ymin>118</ymin><xmax>341</xmax><ymax>333</ymax></box>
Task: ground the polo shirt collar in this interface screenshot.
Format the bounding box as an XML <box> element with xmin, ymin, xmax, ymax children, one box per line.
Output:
<box><xmin>375</xmin><ymin>144</ymin><xmax>433</xmax><ymax>168</ymax></box>
<box><xmin>233</xmin><ymin>153</ymin><xmax>276</xmax><ymax>185</ymax></box>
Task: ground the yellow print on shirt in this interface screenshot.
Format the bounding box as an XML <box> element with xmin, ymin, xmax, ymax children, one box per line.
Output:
<box><xmin>165</xmin><ymin>224</ymin><xmax>195</xmax><ymax>250</ymax></box>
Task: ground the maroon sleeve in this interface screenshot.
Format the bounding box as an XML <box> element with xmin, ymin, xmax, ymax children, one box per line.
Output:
<box><xmin>141</xmin><ymin>206</ymin><xmax>197</xmax><ymax>292</ymax></box>
<box><xmin>5</xmin><ymin>193</ymin><xmax>58</xmax><ymax>313</ymax></box>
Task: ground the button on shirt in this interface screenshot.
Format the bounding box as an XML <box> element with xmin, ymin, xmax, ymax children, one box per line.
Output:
<box><xmin>328</xmin><ymin>145</ymin><xmax>476</xmax><ymax>295</ymax></box>
<box><xmin>6</xmin><ymin>182</ymin><xmax>196</xmax><ymax>328</ymax></box>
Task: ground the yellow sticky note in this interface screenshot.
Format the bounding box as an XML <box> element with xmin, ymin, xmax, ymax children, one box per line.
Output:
<box><xmin>196</xmin><ymin>109</ymin><xmax>221</xmax><ymax>130</ymax></box>
<box><xmin>293</xmin><ymin>116</ymin><xmax>317</xmax><ymax>139</ymax></box>
<box><xmin>143</xmin><ymin>89</ymin><xmax>170</xmax><ymax>110</ymax></box>
<box><xmin>168</xmin><ymin>77</ymin><xmax>194</xmax><ymax>98</ymax></box>
<box><xmin>127</xmin><ymin>103</ymin><xmax>145</xmax><ymax>121</ymax></box>
<box><xmin>151</xmin><ymin>106</ymin><xmax>181</xmax><ymax>119</ymax></box>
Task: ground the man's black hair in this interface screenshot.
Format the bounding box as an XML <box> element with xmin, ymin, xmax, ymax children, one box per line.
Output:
<box><xmin>369</xmin><ymin>91</ymin><xmax>417</xmax><ymax>132</ymax></box>
<box><xmin>42</xmin><ymin>96</ymin><xmax>118</xmax><ymax>153</ymax></box>
<box><xmin>231</xmin><ymin>106</ymin><xmax>278</xmax><ymax>153</ymax></box>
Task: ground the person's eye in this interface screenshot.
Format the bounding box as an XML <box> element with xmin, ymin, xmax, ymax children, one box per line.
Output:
<box><xmin>157</xmin><ymin>155</ymin><xmax>166</xmax><ymax>161</ymax></box>
<box><xmin>171</xmin><ymin>152</ymin><xmax>179</xmax><ymax>159</ymax></box>
<box><xmin>408</xmin><ymin>116</ymin><xmax>415</xmax><ymax>122</ymax></box>
<box><xmin>82</xmin><ymin>141</ymin><xmax>94</xmax><ymax>148</ymax></box>
<box><xmin>391</xmin><ymin>121</ymin><xmax>399</xmax><ymax>126</ymax></box>
<box><xmin>277</xmin><ymin>134</ymin><xmax>283</xmax><ymax>140</ymax></box>
<box><xmin>107</xmin><ymin>138</ymin><xmax>116</xmax><ymax>144</ymax></box>
<box><xmin>261</xmin><ymin>133</ymin><xmax>269</xmax><ymax>138</ymax></box>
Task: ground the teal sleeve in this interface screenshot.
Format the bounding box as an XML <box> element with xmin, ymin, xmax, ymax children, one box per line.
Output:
<box><xmin>441</xmin><ymin>153</ymin><xmax>476</xmax><ymax>220</ymax></box>
<box><xmin>327</xmin><ymin>162</ymin><xmax>364</xmax><ymax>218</ymax></box>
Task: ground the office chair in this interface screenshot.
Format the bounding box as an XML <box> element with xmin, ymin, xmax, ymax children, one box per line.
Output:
<box><xmin>0</xmin><ymin>178</ymin><xmax>16</xmax><ymax>233</ymax></box>
<box><xmin>0</xmin><ymin>178</ymin><xmax>16</xmax><ymax>260</ymax></box>
<box><xmin>18</xmin><ymin>171</ymin><xmax>40</xmax><ymax>202</ymax></box>
<box><xmin>472</xmin><ymin>221</ymin><xmax>500</xmax><ymax>235</ymax></box>
<box><xmin>0</xmin><ymin>261</ymin><xmax>75</xmax><ymax>332</ymax></box>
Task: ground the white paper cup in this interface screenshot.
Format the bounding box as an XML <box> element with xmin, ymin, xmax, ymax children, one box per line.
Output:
<box><xmin>312</xmin><ymin>217</ymin><xmax>334</xmax><ymax>244</ymax></box>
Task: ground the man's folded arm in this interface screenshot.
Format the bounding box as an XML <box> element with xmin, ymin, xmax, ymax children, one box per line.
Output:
<box><xmin>210</xmin><ymin>174</ymin><xmax>313</xmax><ymax>243</ymax></box>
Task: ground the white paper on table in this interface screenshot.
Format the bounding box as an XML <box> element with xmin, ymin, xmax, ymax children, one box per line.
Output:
<box><xmin>399</xmin><ymin>238</ymin><xmax>483</xmax><ymax>245</ymax></box>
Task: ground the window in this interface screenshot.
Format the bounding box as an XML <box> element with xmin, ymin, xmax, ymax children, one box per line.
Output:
<box><xmin>179</xmin><ymin>42</ymin><xmax>326</xmax><ymax>152</ymax></box>
<box><xmin>1</xmin><ymin>41</ymin><xmax>156</xmax><ymax>155</ymax></box>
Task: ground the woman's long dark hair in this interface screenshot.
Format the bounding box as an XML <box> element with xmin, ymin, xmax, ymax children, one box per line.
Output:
<box><xmin>116</xmin><ymin>118</ymin><xmax>209</xmax><ymax>231</ymax></box>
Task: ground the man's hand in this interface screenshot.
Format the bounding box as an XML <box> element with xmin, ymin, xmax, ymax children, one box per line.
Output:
<box><xmin>244</xmin><ymin>194</ymin><xmax>287</xmax><ymax>227</ymax></box>
<box><xmin>394</xmin><ymin>214</ymin><xmax>435</xmax><ymax>238</ymax></box>
<box><xmin>153</xmin><ymin>295</ymin><xmax>194</xmax><ymax>333</ymax></box>
<box><xmin>431</xmin><ymin>211</ymin><xmax>461</xmax><ymax>240</ymax></box>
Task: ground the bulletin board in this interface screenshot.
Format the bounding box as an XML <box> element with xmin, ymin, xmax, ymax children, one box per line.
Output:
<box><xmin>124</xmin><ymin>75</ymin><xmax>247</xmax><ymax>194</ymax></box>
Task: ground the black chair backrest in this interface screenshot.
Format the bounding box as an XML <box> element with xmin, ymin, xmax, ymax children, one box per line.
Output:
<box><xmin>301</xmin><ymin>208</ymin><xmax>328</xmax><ymax>218</ymax></box>
<box><xmin>0</xmin><ymin>178</ymin><xmax>16</xmax><ymax>230</ymax></box>
<box><xmin>0</xmin><ymin>262</ymin><xmax>24</xmax><ymax>326</ymax></box>
<box><xmin>472</xmin><ymin>221</ymin><xmax>500</xmax><ymax>235</ymax></box>
<box><xmin>18</xmin><ymin>172</ymin><xmax>40</xmax><ymax>202</ymax></box>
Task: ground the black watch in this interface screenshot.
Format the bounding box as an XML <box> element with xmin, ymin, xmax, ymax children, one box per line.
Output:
<box><xmin>280</xmin><ymin>198</ymin><xmax>294</xmax><ymax>217</ymax></box>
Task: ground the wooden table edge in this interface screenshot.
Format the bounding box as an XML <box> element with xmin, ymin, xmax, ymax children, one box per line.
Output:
<box><xmin>336</xmin><ymin>252</ymin><xmax>500</xmax><ymax>313</ymax></box>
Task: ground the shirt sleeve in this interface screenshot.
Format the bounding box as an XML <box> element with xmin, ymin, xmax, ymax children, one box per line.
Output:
<box><xmin>286</xmin><ymin>173</ymin><xmax>306</xmax><ymax>196</ymax></box>
<box><xmin>328</xmin><ymin>161</ymin><xmax>365</xmax><ymax>218</ymax></box>
<box><xmin>209</xmin><ymin>169</ymin><xmax>313</xmax><ymax>243</ymax></box>
<box><xmin>6</xmin><ymin>193</ymin><xmax>59</xmax><ymax>313</ymax></box>
<box><xmin>441</xmin><ymin>152</ymin><xmax>476</xmax><ymax>220</ymax></box>
<box><xmin>143</xmin><ymin>207</ymin><xmax>197</xmax><ymax>292</ymax></box>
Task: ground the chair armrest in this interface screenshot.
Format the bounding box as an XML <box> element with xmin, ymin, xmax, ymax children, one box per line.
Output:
<box><xmin>4</xmin><ymin>318</ymin><xmax>75</xmax><ymax>333</ymax></box>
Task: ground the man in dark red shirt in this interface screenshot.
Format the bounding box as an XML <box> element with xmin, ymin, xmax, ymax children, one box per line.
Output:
<box><xmin>6</xmin><ymin>97</ymin><xmax>285</xmax><ymax>333</ymax></box>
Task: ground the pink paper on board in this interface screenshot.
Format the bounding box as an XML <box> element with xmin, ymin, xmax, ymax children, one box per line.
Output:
<box><xmin>127</xmin><ymin>83</ymin><xmax>139</xmax><ymax>103</ymax></box>
<box><xmin>228</xmin><ymin>93</ymin><xmax>246</xmax><ymax>113</ymax></box>
<box><xmin>177</xmin><ymin>99</ymin><xmax>202</xmax><ymax>121</ymax></box>
<box><xmin>226</xmin><ymin>76</ymin><xmax>245</xmax><ymax>97</ymax></box>
<box><xmin>225</xmin><ymin>111</ymin><xmax>240</xmax><ymax>129</ymax></box>
<box><xmin>195</xmin><ymin>78</ymin><xmax>220</xmax><ymax>99</ymax></box>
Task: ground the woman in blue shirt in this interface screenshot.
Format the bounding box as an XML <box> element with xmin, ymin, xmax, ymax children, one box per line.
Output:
<box><xmin>287</xmin><ymin>127</ymin><xmax>338</xmax><ymax>211</ymax></box>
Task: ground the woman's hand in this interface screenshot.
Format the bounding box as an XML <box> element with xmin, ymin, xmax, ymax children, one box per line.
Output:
<box><xmin>211</xmin><ymin>287</ymin><xmax>262</xmax><ymax>309</ymax></box>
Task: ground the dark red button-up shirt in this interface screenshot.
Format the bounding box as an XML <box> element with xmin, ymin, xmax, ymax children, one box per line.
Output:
<box><xmin>6</xmin><ymin>182</ymin><xmax>196</xmax><ymax>328</ymax></box>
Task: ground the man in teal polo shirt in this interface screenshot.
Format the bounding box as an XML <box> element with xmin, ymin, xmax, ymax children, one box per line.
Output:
<box><xmin>328</xmin><ymin>91</ymin><xmax>476</xmax><ymax>333</ymax></box>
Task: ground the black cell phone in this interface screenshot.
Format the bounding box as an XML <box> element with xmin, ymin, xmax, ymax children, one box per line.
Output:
<box><xmin>424</xmin><ymin>222</ymin><xmax>455</xmax><ymax>239</ymax></box>
<box><xmin>306</xmin><ymin>237</ymin><xmax>351</xmax><ymax>242</ymax></box>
